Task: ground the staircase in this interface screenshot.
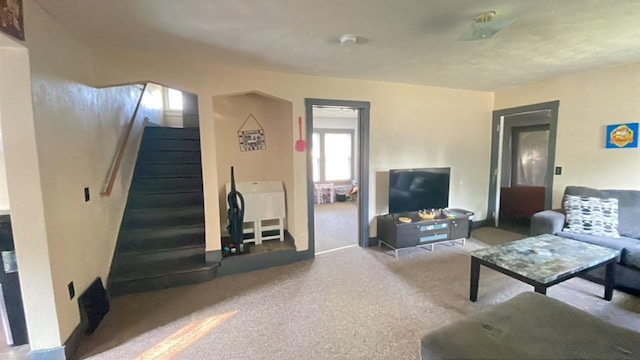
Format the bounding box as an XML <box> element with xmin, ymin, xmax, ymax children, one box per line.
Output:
<box><xmin>108</xmin><ymin>127</ymin><xmax>218</xmax><ymax>296</ymax></box>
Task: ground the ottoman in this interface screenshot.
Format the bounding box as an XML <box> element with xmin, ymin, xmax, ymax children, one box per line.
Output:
<box><xmin>421</xmin><ymin>292</ymin><xmax>640</xmax><ymax>359</ymax></box>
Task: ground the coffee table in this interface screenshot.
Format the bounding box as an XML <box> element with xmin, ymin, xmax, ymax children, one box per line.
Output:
<box><xmin>469</xmin><ymin>234</ymin><xmax>620</xmax><ymax>301</ymax></box>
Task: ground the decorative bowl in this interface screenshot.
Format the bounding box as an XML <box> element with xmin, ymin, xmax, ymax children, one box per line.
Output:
<box><xmin>418</xmin><ymin>209</ymin><xmax>437</xmax><ymax>220</ymax></box>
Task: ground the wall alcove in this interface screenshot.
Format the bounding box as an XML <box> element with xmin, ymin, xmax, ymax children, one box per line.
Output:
<box><xmin>212</xmin><ymin>91</ymin><xmax>296</xmax><ymax>260</ymax></box>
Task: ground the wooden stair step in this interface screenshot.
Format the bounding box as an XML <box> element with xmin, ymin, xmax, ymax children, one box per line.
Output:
<box><xmin>133</xmin><ymin>162</ymin><xmax>202</xmax><ymax>178</ymax></box>
<box><xmin>111</xmin><ymin>245</ymin><xmax>205</xmax><ymax>273</ymax></box>
<box><xmin>117</xmin><ymin>224</ymin><xmax>205</xmax><ymax>252</ymax></box>
<box><xmin>137</xmin><ymin>150</ymin><xmax>202</xmax><ymax>163</ymax></box>
<box><xmin>130</xmin><ymin>176</ymin><xmax>203</xmax><ymax>193</ymax></box>
<box><xmin>126</xmin><ymin>191</ymin><xmax>204</xmax><ymax>209</ymax></box>
<box><xmin>143</xmin><ymin>126</ymin><xmax>200</xmax><ymax>140</ymax></box>
<box><xmin>121</xmin><ymin>206</ymin><xmax>204</xmax><ymax>229</ymax></box>
<box><xmin>108</xmin><ymin>255</ymin><xmax>218</xmax><ymax>297</ymax></box>
<box><xmin>140</xmin><ymin>137</ymin><xmax>200</xmax><ymax>149</ymax></box>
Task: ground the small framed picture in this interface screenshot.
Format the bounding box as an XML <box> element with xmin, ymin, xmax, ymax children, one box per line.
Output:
<box><xmin>605</xmin><ymin>123</ymin><xmax>638</xmax><ymax>149</ymax></box>
<box><xmin>0</xmin><ymin>0</ymin><xmax>24</xmax><ymax>41</ymax></box>
<box><xmin>238</xmin><ymin>129</ymin><xmax>267</xmax><ymax>152</ymax></box>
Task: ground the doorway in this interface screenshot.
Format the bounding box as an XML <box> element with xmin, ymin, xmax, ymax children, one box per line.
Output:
<box><xmin>488</xmin><ymin>101</ymin><xmax>559</xmax><ymax>234</ymax></box>
<box><xmin>305</xmin><ymin>99</ymin><xmax>370</xmax><ymax>254</ymax></box>
<box><xmin>311</xmin><ymin>108</ymin><xmax>358</xmax><ymax>253</ymax></box>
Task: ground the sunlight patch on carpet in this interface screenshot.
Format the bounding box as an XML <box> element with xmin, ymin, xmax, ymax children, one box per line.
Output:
<box><xmin>134</xmin><ymin>310</ymin><xmax>238</xmax><ymax>360</ymax></box>
<box><xmin>316</xmin><ymin>244</ymin><xmax>358</xmax><ymax>255</ymax></box>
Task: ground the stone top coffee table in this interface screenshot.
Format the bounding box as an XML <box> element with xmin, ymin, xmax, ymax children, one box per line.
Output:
<box><xmin>469</xmin><ymin>234</ymin><xmax>620</xmax><ymax>302</ymax></box>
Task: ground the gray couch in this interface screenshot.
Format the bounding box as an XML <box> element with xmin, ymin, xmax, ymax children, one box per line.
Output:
<box><xmin>421</xmin><ymin>292</ymin><xmax>640</xmax><ymax>359</ymax></box>
<box><xmin>531</xmin><ymin>186</ymin><xmax>640</xmax><ymax>293</ymax></box>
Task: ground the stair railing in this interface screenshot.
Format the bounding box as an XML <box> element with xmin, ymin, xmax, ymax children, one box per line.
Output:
<box><xmin>101</xmin><ymin>83</ymin><xmax>148</xmax><ymax>196</ymax></box>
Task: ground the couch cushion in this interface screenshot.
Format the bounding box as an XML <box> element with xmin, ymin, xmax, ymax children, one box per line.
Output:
<box><xmin>565</xmin><ymin>186</ymin><xmax>640</xmax><ymax>239</ymax></box>
<box><xmin>563</xmin><ymin>195</ymin><xmax>620</xmax><ymax>238</ymax></box>
<box><xmin>420</xmin><ymin>292</ymin><xmax>640</xmax><ymax>360</ymax></box>
<box><xmin>557</xmin><ymin>231</ymin><xmax>640</xmax><ymax>270</ymax></box>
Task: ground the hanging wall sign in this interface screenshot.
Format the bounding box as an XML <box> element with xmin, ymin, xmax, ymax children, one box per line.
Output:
<box><xmin>238</xmin><ymin>113</ymin><xmax>266</xmax><ymax>152</ymax></box>
<box><xmin>606</xmin><ymin>122</ymin><xmax>638</xmax><ymax>149</ymax></box>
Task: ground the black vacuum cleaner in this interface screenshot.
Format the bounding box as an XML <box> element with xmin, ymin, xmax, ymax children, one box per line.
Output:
<box><xmin>226</xmin><ymin>166</ymin><xmax>245</xmax><ymax>254</ymax></box>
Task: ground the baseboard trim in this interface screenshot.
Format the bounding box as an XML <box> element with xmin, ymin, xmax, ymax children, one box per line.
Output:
<box><xmin>217</xmin><ymin>249</ymin><xmax>313</xmax><ymax>277</ymax></box>
<box><xmin>205</xmin><ymin>250</ymin><xmax>222</xmax><ymax>264</ymax></box>
<box><xmin>29</xmin><ymin>346</ymin><xmax>66</xmax><ymax>360</ymax></box>
<box><xmin>366</xmin><ymin>237</ymin><xmax>378</xmax><ymax>247</ymax></box>
<box><xmin>472</xmin><ymin>219</ymin><xmax>488</xmax><ymax>229</ymax></box>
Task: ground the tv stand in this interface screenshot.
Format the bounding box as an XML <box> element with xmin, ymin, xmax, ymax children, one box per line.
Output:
<box><xmin>376</xmin><ymin>209</ymin><xmax>473</xmax><ymax>257</ymax></box>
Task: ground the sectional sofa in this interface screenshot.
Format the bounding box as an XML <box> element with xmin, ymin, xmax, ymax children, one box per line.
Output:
<box><xmin>531</xmin><ymin>186</ymin><xmax>640</xmax><ymax>293</ymax></box>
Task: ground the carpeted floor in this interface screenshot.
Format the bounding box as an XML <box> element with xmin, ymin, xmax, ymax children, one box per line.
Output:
<box><xmin>0</xmin><ymin>319</ymin><xmax>29</xmax><ymax>359</ymax></box>
<box><xmin>71</xmin><ymin>227</ymin><xmax>640</xmax><ymax>360</ymax></box>
<box><xmin>314</xmin><ymin>201</ymin><xmax>358</xmax><ymax>253</ymax></box>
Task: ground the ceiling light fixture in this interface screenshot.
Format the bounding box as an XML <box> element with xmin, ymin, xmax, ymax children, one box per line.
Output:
<box><xmin>474</xmin><ymin>10</ymin><xmax>496</xmax><ymax>24</ymax></box>
<box><xmin>339</xmin><ymin>33</ymin><xmax>359</xmax><ymax>45</ymax></box>
<box><xmin>460</xmin><ymin>10</ymin><xmax>517</xmax><ymax>41</ymax></box>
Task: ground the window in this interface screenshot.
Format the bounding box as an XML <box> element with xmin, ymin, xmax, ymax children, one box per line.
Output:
<box><xmin>312</xmin><ymin>130</ymin><xmax>354</xmax><ymax>183</ymax></box>
<box><xmin>165</xmin><ymin>88</ymin><xmax>183</xmax><ymax>111</ymax></box>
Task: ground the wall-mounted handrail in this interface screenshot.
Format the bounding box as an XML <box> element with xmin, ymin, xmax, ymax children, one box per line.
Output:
<box><xmin>101</xmin><ymin>83</ymin><xmax>148</xmax><ymax>196</ymax></box>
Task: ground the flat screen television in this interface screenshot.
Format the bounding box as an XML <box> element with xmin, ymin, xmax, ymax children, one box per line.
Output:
<box><xmin>388</xmin><ymin>167</ymin><xmax>450</xmax><ymax>214</ymax></box>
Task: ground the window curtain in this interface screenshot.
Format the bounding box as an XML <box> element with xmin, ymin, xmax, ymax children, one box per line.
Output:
<box><xmin>514</xmin><ymin>129</ymin><xmax>549</xmax><ymax>186</ymax></box>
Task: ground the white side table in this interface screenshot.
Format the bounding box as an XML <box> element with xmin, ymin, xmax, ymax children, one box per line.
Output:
<box><xmin>225</xmin><ymin>181</ymin><xmax>286</xmax><ymax>245</ymax></box>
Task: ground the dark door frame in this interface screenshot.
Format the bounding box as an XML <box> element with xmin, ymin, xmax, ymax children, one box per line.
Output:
<box><xmin>305</xmin><ymin>98</ymin><xmax>370</xmax><ymax>252</ymax></box>
<box><xmin>488</xmin><ymin>100</ymin><xmax>559</xmax><ymax>226</ymax></box>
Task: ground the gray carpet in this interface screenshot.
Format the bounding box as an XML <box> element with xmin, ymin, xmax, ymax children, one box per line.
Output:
<box><xmin>314</xmin><ymin>201</ymin><xmax>358</xmax><ymax>253</ymax></box>
<box><xmin>71</xmin><ymin>227</ymin><xmax>640</xmax><ymax>360</ymax></box>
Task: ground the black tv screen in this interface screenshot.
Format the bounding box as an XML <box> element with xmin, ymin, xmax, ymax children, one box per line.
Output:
<box><xmin>388</xmin><ymin>168</ymin><xmax>450</xmax><ymax>213</ymax></box>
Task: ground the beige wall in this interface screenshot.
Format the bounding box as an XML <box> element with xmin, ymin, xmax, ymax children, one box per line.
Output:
<box><xmin>17</xmin><ymin>0</ymin><xmax>164</xmax><ymax>345</ymax></box>
<box><xmin>91</xmin><ymin>50</ymin><xmax>495</xmax><ymax>250</ymax></box>
<box><xmin>0</xmin><ymin>39</ymin><xmax>60</xmax><ymax>349</ymax></box>
<box><xmin>494</xmin><ymin>63</ymin><xmax>640</xmax><ymax>207</ymax></box>
<box><xmin>213</xmin><ymin>93</ymin><xmax>294</xmax><ymax>232</ymax></box>
<box><xmin>0</xmin><ymin>146</ymin><xmax>10</xmax><ymax>210</ymax></box>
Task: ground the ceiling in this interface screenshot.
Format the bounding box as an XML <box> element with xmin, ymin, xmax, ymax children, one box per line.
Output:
<box><xmin>34</xmin><ymin>0</ymin><xmax>640</xmax><ymax>91</ymax></box>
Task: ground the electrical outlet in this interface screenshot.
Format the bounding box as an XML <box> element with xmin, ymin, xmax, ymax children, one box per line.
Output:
<box><xmin>84</xmin><ymin>187</ymin><xmax>90</xmax><ymax>202</ymax></box>
<box><xmin>68</xmin><ymin>281</ymin><xmax>75</xmax><ymax>300</ymax></box>
<box><xmin>555</xmin><ymin>167</ymin><xmax>562</xmax><ymax>175</ymax></box>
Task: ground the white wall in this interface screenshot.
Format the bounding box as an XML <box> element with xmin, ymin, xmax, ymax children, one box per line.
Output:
<box><xmin>92</xmin><ymin>50</ymin><xmax>494</xmax><ymax>249</ymax></box>
<box><xmin>16</xmin><ymin>0</ymin><xmax>163</xmax><ymax>345</ymax></box>
<box><xmin>494</xmin><ymin>63</ymin><xmax>640</xmax><ymax>207</ymax></box>
<box><xmin>314</xmin><ymin>116</ymin><xmax>358</xmax><ymax>130</ymax></box>
<box><xmin>162</xmin><ymin>112</ymin><xmax>183</xmax><ymax>127</ymax></box>
<box><xmin>0</xmin><ymin>144</ymin><xmax>10</xmax><ymax>210</ymax></box>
